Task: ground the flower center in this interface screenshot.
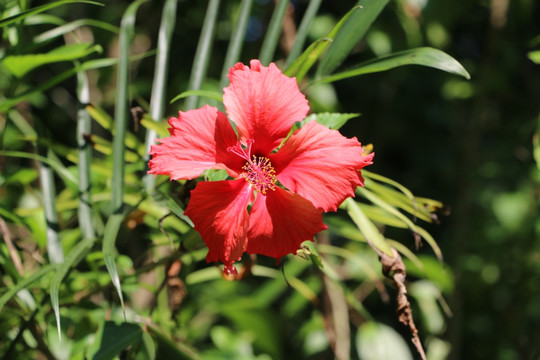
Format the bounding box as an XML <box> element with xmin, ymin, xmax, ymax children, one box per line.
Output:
<box><xmin>242</xmin><ymin>156</ymin><xmax>277</xmax><ymax>194</ymax></box>
<box><xmin>228</xmin><ymin>140</ymin><xmax>277</xmax><ymax>194</ymax></box>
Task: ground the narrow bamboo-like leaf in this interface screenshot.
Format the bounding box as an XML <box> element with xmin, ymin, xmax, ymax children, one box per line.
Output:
<box><xmin>317</xmin><ymin>243</ymin><xmax>382</xmax><ymax>283</ymax></box>
<box><xmin>143</xmin><ymin>0</ymin><xmax>178</xmax><ymax>192</ymax></box>
<box><xmin>284</xmin><ymin>38</ymin><xmax>332</xmax><ymax>82</ymax></box>
<box><xmin>259</xmin><ymin>0</ymin><xmax>289</xmax><ymax>65</ymax></box>
<box><xmin>50</xmin><ymin>235</ymin><xmax>95</xmax><ymax>341</ymax></box>
<box><xmin>321</xmin><ymin>47</ymin><xmax>471</xmax><ymax>83</ymax></box>
<box><xmin>220</xmin><ymin>0</ymin><xmax>253</xmax><ymax>88</ymax></box>
<box><xmin>0</xmin><ymin>264</ymin><xmax>56</xmax><ymax>313</ymax></box>
<box><xmin>302</xmin><ymin>112</ymin><xmax>359</xmax><ymax>130</ymax></box>
<box><xmin>284</xmin><ymin>0</ymin><xmax>322</xmax><ymax>67</ymax></box>
<box><xmin>363</xmin><ymin>170</ymin><xmax>415</xmax><ymax>201</ymax></box>
<box><xmin>184</xmin><ymin>0</ymin><xmax>220</xmax><ymax>110</ymax></box>
<box><xmin>102</xmin><ymin>213</ymin><xmax>125</xmax><ymax>312</ymax></box>
<box><xmin>0</xmin><ymin>0</ymin><xmax>103</xmax><ymax>27</ymax></box>
<box><xmin>170</xmin><ymin>90</ymin><xmax>223</xmax><ymax>105</ymax></box>
<box><xmin>90</xmin><ymin>321</ymin><xmax>142</xmax><ymax>360</ymax></box>
<box><xmin>364</xmin><ymin>180</ymin><xmax>433</xmax><ymax>223</ymax></box>
<box><xmin>284</xmin><ymin>6</ymin><xmax>361</xmax><ymax>81</ymax></box>
<box><xmin>316</xmin><ymin>0</ymin><xmax>389</xmax><ymax>77</ymax></box>
<box><xmin>76</xmin><ymin>69</ymin><xmax>95</xmax><ymax>240</ymax></box>
<box><xmin>0</xmin><ymin>51</ymin><xmax>153</xmax><ymax>112</ymax></box>
<box><xmin>343</xmin><ymin>198</ymin><xmax>393</xmax><ymax>256</ymax></box>
<box><xmin>33</xmin><ymin>19</ymin><xmax>119</xmax><ymax>44</ymax></box>
<box><xmin>140</xmin><ymin>115</ymin><xmax>168</xmax><ymax>137</ymax></box>
<box><xmin>0</xmin><ymin>150</ymin><xmax>77</xmax><ymax>188</ymax></box>
<box><xmin>105</xmin><ymin>0</ymin><xmax>148</xmax><ymax>316</ymax></box>
<box><xmin>3</xmin><ymin>43</ymin><xmax>102</xmax><ymax>78</ymax></box>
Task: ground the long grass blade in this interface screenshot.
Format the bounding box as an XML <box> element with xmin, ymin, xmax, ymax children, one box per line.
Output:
<box><xmin>143</xmin><ymin>0</ymin><xmax>179</xmax><ymax>192</ymax></box>
<box><xmin>33</xmin><ymin>18</ymin><xmax>119</xmax><ymax>44</ymax></box>
<box><xmin>316</xmin><ymin>0</ymin><xmax>389</xmax><ymax>78</ymax></box>
<box><xmin>219</xmin><ymin>0</ymin><xmax>253</xmax><ymax>88</ymax></box>
<box><xmin>50</xmin><ymin>236</ymin><xmax>95</xmax><ymax>341</ymax></box>
<box><xmin>105</xmin><ymin>0</ymin><xmax>149</xmax><ymax>315</ymax></box>
<box><xmin>184</xmin><ymin>0</ymin><xmax>220</xmax><ymax>111</ymax></box>
<box><xmin>284</xmin><ymin>0</ymin><xmax>322</xmax><ymax>67</ymax></box>
<box><xmin>0</xmin><ymin>0</ymin><xmax>103</xmax><ymax>27</ymax></box>
<box><xmin>259</xmin><ymin>0</ymin><xmax>289</xmax><ymax>66</ymax></box>
<box><xmin>0</xmin><ymin>264</ymin><xmax>56</xmax><ymax>313</ymax></box>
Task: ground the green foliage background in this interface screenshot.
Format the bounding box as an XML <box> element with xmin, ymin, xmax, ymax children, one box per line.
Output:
<box><xmin>0</xmin><ymin>0</ymin><xmax>539</xmax><ymax>359</ymax></box>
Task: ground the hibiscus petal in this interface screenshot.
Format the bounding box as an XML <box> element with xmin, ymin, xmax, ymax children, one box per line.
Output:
<box><xmin>185</xmin><ymin>179</ymin><xmax>253</xmax><ymax>270</ymax></box>
<box><xmin>271</xmin><ymin>121</ymin><xmax>374</xmax><ymax>212</ymax></box>
<box><xmin>246</xmin><ymin>187</ymin><xmax>327</xmax><ymax>260</ymax></box>
<box><xmin>148</xmin><ymin>105</ymin><xmax>244</xmax><ymax>180</ymax></box>
<box><xmin>223</xmin><ymin>60</ymin><xmax>309</xmax><ymax>155</ymax></box>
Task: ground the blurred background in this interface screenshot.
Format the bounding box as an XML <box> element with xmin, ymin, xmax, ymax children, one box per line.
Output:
<box><xmin>1</xmin><ymin>0</ymin><xmax>540</xmax><ymax>359</ymax></box>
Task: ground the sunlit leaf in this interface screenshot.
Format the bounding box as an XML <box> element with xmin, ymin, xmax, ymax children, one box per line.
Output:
<box><xmin>302</xmin><ymin>112</ymin><xmax>360</xmax><ymax>130</ymax></box>
<box><xmin>285</xmin><ymin>5</ymin><xmax>362</xmax><ymax>82</ymax></box>
<box><xmin>342</xmin><ymin>198</ymin><xmax>393</xmax><ymax>256</ymax></box>
<box><xmin>356</xmin><ymin>321</ymin><xmax>413</xmax><ymax>360</ymax></box>
<box><xmin>170</xmin><ymin>90</ymin><xmax>223</xmax><ymax>104</ymax></box>
<box><xmin>316</xmin><ymin>0</ymin><xmax>390</xmax><ymax>77</ymax></box>
<box><xmin>320</xmin><ymin>47</ymin><xmax>471</xmax><ymax>83</ymax></box>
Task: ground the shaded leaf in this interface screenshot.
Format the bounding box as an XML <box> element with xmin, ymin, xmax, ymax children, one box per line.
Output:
<box><xmin>0</xmin><ymin>0</ymin><xmax>103</xmax><ymax>27</ymax></box>
<box><xmin>90</xmin><ymin>322</ymin><xmax>142</xmax><ymax>360</ymax></box>
<box><xmin>3</xmin><ymin>43</ymin><xmax>102</xmax><ymax>78</ymax></box>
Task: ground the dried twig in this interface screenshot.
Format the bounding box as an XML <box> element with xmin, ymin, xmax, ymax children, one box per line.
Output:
<box><xmin>0</xmin><ymin>216</ymin><xmax>24</xmax><ymax>276</ymax></box>
<box><xmin>380</xmin><ymin>248</ymin><xmax>426</xmax><ymax>360</ymax></box>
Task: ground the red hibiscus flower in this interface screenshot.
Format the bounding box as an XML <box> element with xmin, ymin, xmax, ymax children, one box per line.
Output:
<box><xmin>148</xmin><ymin>60</ymin><xmax>374</xmax><ymax>275</ymax></box>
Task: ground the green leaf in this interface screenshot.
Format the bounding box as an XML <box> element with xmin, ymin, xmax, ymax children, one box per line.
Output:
<box><xmin>284</xmin><ymin>5</ymin><xmax>362</xmax><ymax>81</ymax></box>
<box><xmin>184</xmin><ymin>0</ymin><xmax>220</xmax><ymax>110</ymax></box>
<box><xmin>102</xmin><ymin>214</ymin><xmax>125</xmax><ymax>315</ymax></box>
<box><xmin>342</xmin><ymin>198</ymin><xmax>393</xmax><ymax>256</ymax></box>
<box><xmin>148</xmin><ymin>326</ymin><xmax>200</xmax><ymax>360</ymax></box>
<box><xmin>170</xmin><ymin>90</ymin><xmax>223</xmax><ymax>104</ymax></box>
<box><xmin>0</xmin><ymin>51</ymin><xmax>153</xmax><ymax>112</ymax></box>
<box><xmin>0</xmin><ymin>264</ymin><xmax>56</xmax><ymax>313</ymax></box>
<box><xmin>33</xmin><ymin>19</ymin><xmax>119</xmax><ymax>44</ymax></box>
<box><xmin>528</xmin><ymin>50</ymin><xmax>540</xmax><ymax>64</ymax></box>
<box><xmin>143</xmin><ymin>0</ymin><xmax>178</xmax><ymax>191</ymax></box>
<box><xmin>316</xmin><ymin>0</ymin><xmax>390</xmax><ymax>78</ymax></box>
<box><xmin>50</xmin><ymin>236</ymin><xmax>95</xmax><ymax>341</ymax></box>
<box><xmin>320</xmin><ymin>47</ymin><xmax>471</xmax><ymax>83</ymax></box>
<box><xmin>302</xmin><ymin>112</ymin><xmax>360</xmax><ymax>130</ymax></box>
<box><xmin>220</xmin><ymin>0</ymin><xmax>253</xmax><ymax>87</ymax></box>
<box><xmin>3</xmin><ymin>43</ymin><xmax>102</xmax><ymax>78</ymax></box>
<box><xmin>0</xmin><ymin>0</ymin><xmax>104</xmax><ymax>27</ymax></box>
<box><xmin>89</xmin><ymin>321</ymin><xmax>142</xmax><ymax>360</ymax></box>
<box><xmin>356</xmin><ymin>321</ymin><xmax>413</xmax><ymax>360</ymax></box>
<box><xmin>534</xmin><ymin>113</ymin><xmax>540</xmax><ymax>171</ymax></box>
<box><xmin>259</xmin><ymin>0</ymin><xmax>289</xmax><ymax>66</ymax></box>
<box><xmin>284</xmin><ymin>0</ymin><xmax>322</xmax><ymax>67</ymax></box>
